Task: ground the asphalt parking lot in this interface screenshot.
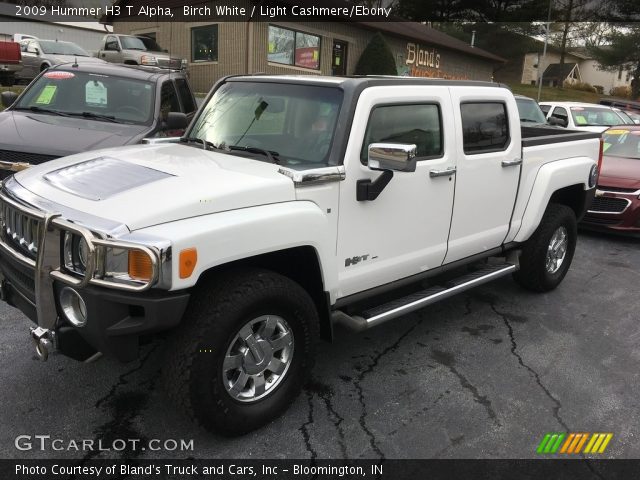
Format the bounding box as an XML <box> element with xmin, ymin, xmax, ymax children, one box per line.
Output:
<box><xmin>0</xmin><ymin>230</ymin><xmax>638</xmax><ymax>461</ymax></box>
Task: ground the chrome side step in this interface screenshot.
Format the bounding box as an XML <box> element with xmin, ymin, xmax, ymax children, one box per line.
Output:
<box><xmin>333</xmin><ymin>262</ymin><xmax>518</xmax><ymax>332</ymax></box>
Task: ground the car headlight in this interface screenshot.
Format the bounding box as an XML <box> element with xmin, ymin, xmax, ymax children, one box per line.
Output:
<box><xmin>63</xmin><ymin>232</ymin><xmax>91</xmax><ymax>274</ymax></box>
<box><xmin>588</xmin><ymin>164</ymin><xmax>598</xmax><ymax>189</ymax></box>
<box><xmin>140</xmin><ymin>55</ymin><xmax>157</xmax><ymax>65</ymax></box>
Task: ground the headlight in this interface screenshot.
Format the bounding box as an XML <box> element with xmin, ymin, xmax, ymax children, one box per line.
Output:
<box><xmin>588</xmin><ymin>164</ymin><xmax>598</xmax><ymax>189</ymax></box>
<box><xmin>140</xmin><ymin>55</ymin><xmax>157</xmax><ymax>65</ymax></box>
<box><xmin>63</xmin><ymin>232</ymin><xmax>91</xmax><ymax>274</ymax></box>
<box><xmin>58</xmin><ymin>225</ymin><xmax>162</xmax><ymax>292</ymax></box>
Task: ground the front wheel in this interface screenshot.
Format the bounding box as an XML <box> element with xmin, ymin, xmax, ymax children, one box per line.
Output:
<box><xmin>513</xmin><ymin>203</ymin><xmax>577</xmax><ymax>292</ymax></box>
<box><xmin>163</xmin><ymin>269</ymin><xmax>318</xmax><ymax>435</ymax></box>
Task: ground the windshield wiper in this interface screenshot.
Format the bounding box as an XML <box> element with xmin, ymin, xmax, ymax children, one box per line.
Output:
<box><xmin>180</xmin><ymin>137</ymin><xmax>220</xmax><ymax>151</ymax></box>
<box><xmin>228</xmin><ymin>145</ymin><xmax>280</xmax><ymax>164</ymax></box>
<box><xmin>65</xmin><ymin>111</ymin><xmax>121</xmax><ymax>123</ymax></box>
<box><xmin>14</xmin><ymin>106</ymin><xmax>72</xmax><ymax>117</ymax></box>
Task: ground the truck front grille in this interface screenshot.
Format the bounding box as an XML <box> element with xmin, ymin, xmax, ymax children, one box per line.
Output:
<box><xmin>0</xmin><ymin>198</ymin><xmax>42</xmax><ymax>260</ymax></box>
<box><xmin>0</xmin><ymin>149</ymin><xmax>58</xmax><ymax>165</ymax></box>
<box><xmin>589</xmin><ymin>197</ymin><xmax>630</xmax><ymax>214</ymax></box>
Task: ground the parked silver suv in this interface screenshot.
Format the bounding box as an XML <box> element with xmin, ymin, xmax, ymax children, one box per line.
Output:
<box><xmin>16</xmin><ymin>39</ymin><xmax>105</xmax><ymax>82</ymax></box>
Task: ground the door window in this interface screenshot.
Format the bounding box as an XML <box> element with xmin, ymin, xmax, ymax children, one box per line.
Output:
<box><xmin>460</xmin><ymin>102</ymin><xmax>509</xmax><ymax>154</ymax></box>
<box><xmin>361</xmin><ymin>104</ymin><xmax>442</xmax><ymax>163</ymax></box>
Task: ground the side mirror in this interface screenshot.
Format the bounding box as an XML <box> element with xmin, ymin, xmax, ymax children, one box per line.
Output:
<box><xmin>1</xmin><ymin>91</ymin><xmax>18</xmax><ymax>108</ymax></box>
<box><xmin>165</xmin><ymin>111</ymin><xmax>188</xmax><ymax>130</ymax></box>
<box><xmin>357</xmin><ymin>143</ymin><xmax>417</xmax><ymax>201</ymax></box>
<box><xmin>368</xmin><ymin>143</ymin><xmax>417</xmax><ymax>172</ymax></box>
<box><xmin>549</xmin><ymin>116</ymin><xmax>567</xmax><ymax>127</ymax></box>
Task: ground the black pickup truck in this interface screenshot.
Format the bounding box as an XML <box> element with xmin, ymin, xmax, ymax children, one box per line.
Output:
<box><xmin>0</xmin><ymin>62</ymin><xmax>196</xmax><ymax>177</ymax></box>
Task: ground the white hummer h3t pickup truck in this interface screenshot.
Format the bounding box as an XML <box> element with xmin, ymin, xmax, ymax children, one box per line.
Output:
<box><xmin>0</xmin><ymin>76</ymin><xmax>602</xmax><ymax>435</ymax></box>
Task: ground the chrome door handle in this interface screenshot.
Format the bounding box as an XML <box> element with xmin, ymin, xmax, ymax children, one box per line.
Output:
<box><xmin>429</xmin><ymin>167</ymin><xmax>456</xmax><ymax>178</ymax></box>
<box><xmin>502</xmin><ymin>158</ymin><xmax>523</xmax><ymax>167</ymax></box>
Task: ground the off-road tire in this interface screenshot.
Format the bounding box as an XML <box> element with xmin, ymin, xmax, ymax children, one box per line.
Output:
<box><xmin>163</xmin><ymin>268</ymin><xmax>318</xmax><ymax>435</ymax></box>
<box><xmin>513</xmin><ymin>203</ymin><xmax>577</xmax><ymax>292</ymax></box>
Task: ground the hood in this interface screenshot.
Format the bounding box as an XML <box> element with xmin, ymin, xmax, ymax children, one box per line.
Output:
<box><xmin>0</xmin><ymin>111</ymin><xmax>148</xmax><ymax>158</ymax></box>
<box><xmin>48</xmin><ymin>55</ymin><xmax>105</xmax><ymax>65</ymax></box>
<box><xmin>598</xmin><ymin>155</ymin><xmax>640</xmax><ymax>190</ymax></box>
<box><xmin>13</xmin><ymin>143</ymin><xmax>296</xmax><ymax>230</ymax></box>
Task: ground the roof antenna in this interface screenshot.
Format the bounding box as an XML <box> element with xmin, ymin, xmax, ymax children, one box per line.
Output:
<box><xmin>73</xmin><ymin>56</ymin><xmax>78</xmax><ymax>68</ymax></box>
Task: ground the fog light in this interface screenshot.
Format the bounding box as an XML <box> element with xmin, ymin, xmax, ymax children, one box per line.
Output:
<box><xmin>60</xmin><ymin>287</ymin><xmax>87</xmax><ymax>327</ymax></box>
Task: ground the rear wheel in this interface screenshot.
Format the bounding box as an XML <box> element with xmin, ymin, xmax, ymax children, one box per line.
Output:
<box><xmin>163</xmin><ymin>269</ymin><xmax>318</xmax><ymax>435</ymax></box>
<box><xmin>513</xmin><ymin>203</ymin><xmax>577</xmax><ymax>292</ymax></box>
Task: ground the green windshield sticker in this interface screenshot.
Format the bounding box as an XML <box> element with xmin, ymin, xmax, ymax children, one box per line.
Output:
<box><xmin>575</xmin><ymin>115</ymin><xmax>587</xmax><ymax>125</ymax></box>
<box><xmin>602</xmin><ymin>142</ymin><xmax>611</xmax><ymax>152</ymax></box>
<box><xmin>35</xmin><ymin>85</ymin><xmax>57</xmax><ymax>104</ymax></box>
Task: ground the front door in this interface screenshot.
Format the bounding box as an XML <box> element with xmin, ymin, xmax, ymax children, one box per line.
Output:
<box><xmin>336</xmin><ymin>86</ymin><xmax>456</xmax><ymax>299</ymax></box>
<box><xmin>444</xmin><ymin>88</ymin><xmax>522</xmax><ymax>263</ymax></box>
<box><xmin>332</xmin><ymin>41</ymin><xmax>347</xmax><ymax>76</ymax></box>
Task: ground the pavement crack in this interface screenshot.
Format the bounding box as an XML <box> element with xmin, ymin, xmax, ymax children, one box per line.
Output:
<box><xmin>306</xmin><ymin>379</ymin><xmax>348</xmax><ymax>458</ymax></box>
<box><xmin>298</xmin><ymin>389</ymin><xmax>318</xmax><ymax>460</ymax></box>
<box><xmin>490</xmin><ymin>303</ymin><xmax>569</xmax><ymax>431</ymax></box>
<box><xmin>352</xmin><ymin>321</ymin><xmax>422</xmax><ymax>459</ymax></box>
<box><xmin>430</xmin><ymin>349</ymin><xmax>499</xmax><ymax>426</ymax></box>
<box><xmin>95</xmin><ymin>344</ymin><xmax>160</xmax><ymax>409</ymax></box>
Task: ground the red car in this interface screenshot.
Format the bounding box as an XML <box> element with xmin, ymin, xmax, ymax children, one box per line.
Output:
<box><xmin>582</xmin><ymin>126</ymin><xmax>640</xmax><ymax>233</ymax></box>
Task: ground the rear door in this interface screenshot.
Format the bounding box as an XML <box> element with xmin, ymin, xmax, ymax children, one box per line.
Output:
<box><xmin>444</xmin><ymin>88</ymin><xmax>522</xmax><ymax>264</ymax></box>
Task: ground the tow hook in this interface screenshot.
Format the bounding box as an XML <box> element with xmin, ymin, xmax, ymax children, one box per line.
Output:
<box><xmin>30</xmin><ymin>327</ymin><xmax>54</xmax><ymax>362</ymax></box>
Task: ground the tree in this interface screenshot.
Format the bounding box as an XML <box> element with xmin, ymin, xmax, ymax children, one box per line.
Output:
<box><xmin>354</xmin><ymin>33</ymin><xmax>398</xmax><ymax>76</ymax></box>
<box><xmin>589</xmin><ymin>25</ymin><xmax>640</xmax><ymax>99</ymax></box>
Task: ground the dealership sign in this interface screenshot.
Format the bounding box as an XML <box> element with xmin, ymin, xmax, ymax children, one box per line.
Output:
<box><xmin>406</xmin><ymin>43</ymin><xmax>440</xmax><ymax>69</ymax></box>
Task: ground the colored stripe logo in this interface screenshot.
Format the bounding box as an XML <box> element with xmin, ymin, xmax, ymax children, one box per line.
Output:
<box><xmin>537</xmin><ymin>433</ymin><xmax>613</xmax><ymax>454</ymax></box>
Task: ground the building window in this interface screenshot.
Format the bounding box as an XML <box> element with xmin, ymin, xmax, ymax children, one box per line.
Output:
<box><xmin>268</xmin><ymin>25</ymin><xmax>320</xmax><ymax>70</ymax></box>
<box><xmin>191</xmin><ymin>25</ymin><xmax>218</xmax><ymax>62</ymax></box>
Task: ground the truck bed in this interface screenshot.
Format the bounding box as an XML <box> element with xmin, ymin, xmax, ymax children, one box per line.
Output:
<box><xmin>521</xmin><ymin>125</ymin><xmax>601</xmax><ymax>147</ymax></box>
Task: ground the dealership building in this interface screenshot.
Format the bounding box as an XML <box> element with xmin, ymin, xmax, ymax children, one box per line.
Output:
<box><xmin>107</xmin><ymin>2</ymin><xmax>504</xmax><ymax>93</ymax></box>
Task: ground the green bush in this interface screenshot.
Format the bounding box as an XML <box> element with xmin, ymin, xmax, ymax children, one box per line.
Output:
<box><xmin>354</xmin><ymin>32</ymin><xmax>397</xmax><ymax>76</ymax></box>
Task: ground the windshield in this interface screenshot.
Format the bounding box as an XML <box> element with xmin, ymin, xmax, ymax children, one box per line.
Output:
<box><xmin>120</xmin><ymin>36</ymin><xmax>148</xmax><ymax>50</ymax></box>
<box><xmin>602</xmin><ymin>129</ymin><xmax>640</xmax><ymax>159</ymax></box>
<box><xmin>570</xmin><ymin>106</ymin><xmax>627</xmax><ymax>127</ymax></box>
<box><xmin>137</xmin><ymin>36</ymin><xmax>164</xmax><ymax>52</ymax></box>
<box><xmin>39</xmin><ymin>40</ymin><xmax>89</xmax><ymax>56</ymax></box>
<box><xmin>516</xmin><ymin>98</ymin><xmax>547</xmax><ymax>124</ymax></box>
<box><xmin>188</xmin><ymin>82</ymin><xmax>343</xmax><ymax>168</ymax></box>
<box><xmin>14</xmin><ymin>70</ymin><xmax>155</xmax><ymax>125</ymax></box>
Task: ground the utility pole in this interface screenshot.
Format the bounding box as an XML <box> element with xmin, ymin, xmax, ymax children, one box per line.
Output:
<box><xmin>537</xmin><ymin>0</ymin><xmax>554</xmax><ymax>102</ymax></box>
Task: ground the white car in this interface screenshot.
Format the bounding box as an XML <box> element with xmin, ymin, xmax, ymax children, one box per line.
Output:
<box><xmin>539</xmin><ymin>101</ymin><xmax>633</xmax><ymax>133</ymax></box>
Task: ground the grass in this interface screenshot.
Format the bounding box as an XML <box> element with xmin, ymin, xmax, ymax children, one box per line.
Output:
<box><xmin>507</xmin><ymin>83</ymin><xmax>604</xmax><ymax>103</ymax></box>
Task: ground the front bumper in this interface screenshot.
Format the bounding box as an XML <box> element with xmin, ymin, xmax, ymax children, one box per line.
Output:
<box><xmin>581</xmin><ymin>188</ymin><xmax>640</xmax><ymax>233</ymax></box>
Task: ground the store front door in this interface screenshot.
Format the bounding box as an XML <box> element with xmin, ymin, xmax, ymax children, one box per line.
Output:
<box><xmin>332</xmin><ymin>41</ymin><xmax>347</xmax><ymax>76</ymax></box>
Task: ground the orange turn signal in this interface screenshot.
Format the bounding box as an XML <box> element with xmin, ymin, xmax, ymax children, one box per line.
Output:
<box><xmin>179</xmin><ymin>248</ymin><xmax>198</xmax><ymax>279</ymax></box>
<box><xmin>128</xmin><ymin>250</ymin><xmax>153</xmax><ymax>281</ymax></box>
